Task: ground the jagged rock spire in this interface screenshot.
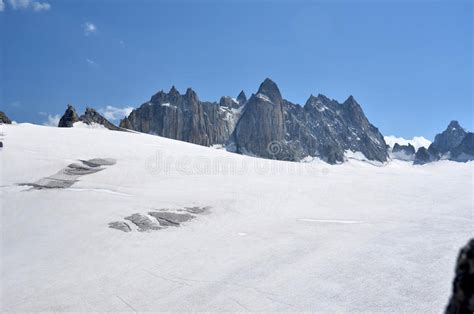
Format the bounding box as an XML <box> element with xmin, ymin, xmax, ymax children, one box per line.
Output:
<box><xmin>237</xmin><ymin>90</ymin><xmax>247</xmax><ymax>105</ymax></box>
<box><xmin>257</xmin><ymin>78</ymin><xmax>282</xmax><ymax>104</ymax></box>
<box><xmin>58</xmin><ymin>104</ymin><xmax>79</xmax><ymax>127</ymax></box>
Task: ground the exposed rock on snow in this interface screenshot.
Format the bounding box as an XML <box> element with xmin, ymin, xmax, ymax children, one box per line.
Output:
<box><xmin>58</xmin><ymin>105</ymin><xmax>80</xmax><ymax>127</ymax></box>
<box><xmin>110</xmin><ymin>207</ymin><xmax>209</xmax><ymax>232</ymax></box>
<box><xmin>59</xmin><ymin>105</ymin><xmax>123</xmax><ymax>130</ymax></box>
<box><xmin>108</xmin><ymin>221</ymin><xmax>132</xmax><ymax>232</ymax></box>
<box><xmin>445</xmin><ymin>238</ymin><xmax>474</xmax><ymax>314</ymax></box>
<box><xmin>78</xmin><ymin>107</ymin><xmax>123</xmax><ymax>131</ymax></box>
<box><xmin>148</xmin><ymin>211</ymin><xmax>194</xmax><ymax>227</ymax></box>
<box><xmin>19</xmin><ymin>158</ymin><xmax>116</xmax><ymax>189</ymax></box>
<box><xmin>2</xmin><ymin>124</ymin><xmax>472</xmax><ymax>312</ymax></box>
<box><xmin>125</xmin><ymin>213</ymin><xmax>162</xmax><ymax>232</ymax></box>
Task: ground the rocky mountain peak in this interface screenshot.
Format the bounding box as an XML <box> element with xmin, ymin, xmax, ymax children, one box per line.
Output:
<box><xmin>58</xmin><ymin>104</ymin><xmax>79</xmax><ymax>127</ymax></box>
<box><xmin>120</xmin><ymin>79</ymin><xmax>389</xmax><ymax>164</ymax></box>
<box><xmin>447</xmin><ymin>120</ymin><xmax>463</xmax><ymax>131</ymax></box>
<box><xmin>432</xmin><ymin>120</ymin><xmax>467</xmax><ymax>153</ymax></box>
<box><xmin>256</xmin><ymin>78</ymin><xmax>282</xmax><ymax>104</ymax></box>
<box><xmin>343</xmin><ymin>95</ymin><xmax>359</xmax><ymax>107</ymax></box>
<box><xmin>185</xmin><ymin>87</ymin><xmax>198</xmax><ymax>102</ymax></box>
<box><xmin>169</xmin><ymin>85</ymin><xmax>179</xmax><ymax>95</ymax></box>
<box><xmin>237</xmin><ymin>90</ymin><xmax>247</xmax><ymax>105</ymax></box>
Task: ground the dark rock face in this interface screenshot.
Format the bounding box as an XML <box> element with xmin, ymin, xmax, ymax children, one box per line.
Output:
<box><xmin>120</xmin><ymin>87</ymin><xmax>237</xmax><ymax>146</ymax></box>
<box><xmin>431</xmin><ymin>121</ymin><xmax>467</xmax><ymax>154</ymax></box>
<box><xmin>79</xmin><ymin>108</ymin><xmax>122</xmax><ymax>131</ymax></box>
<box><xmin>0</xmin><ymin>111</ymin><xmax>12</xmax><ymax>124</ymax></box>
<box><xmin>237</xmin><ymin>90</ymin><xmax>247</xmax><ymax>105</ymax></box>
<box><xmin>450</xmin><ymin>133</ymin><xmax>474</xmax><ymax>162</ymax></box>
<box><xmin>414</xmin><ymin>147</ymin><xmax>430</xmax><ymax>165</ymax></box>
<box><xmin>120</xmin><ymin>78</ymin><xmax>388</xmax><ymax>164</ymax></box>
<box><xmin>58</xmin><ymin>105</ymin><xmax>79</xmax><ymax>127</ymax></box>
<box><xmin>445</xmin><ymin>238</ymin><xmax>474</xmax><ymax>314</ymax></box>
<box><xmin>414</xmin><ymin>146</ymin><xmax>440</xmax><ymax>165</ymax></box>
<box><xmin>414</xmin><ymin>121</ymin><xmax>472</xmax><ymax>164</ymax></box>
<box><xmin>392</xmin><ymin>143</ymin><xmax>416</xmax><ymax>155</ymax></box>
<box><xmin>391</xmin><ymin>143</ymin><xmax>416</xmax><ymax>161</ymax></box>
<box><xmin>234</xmin><ymin>78</ymin><xmax>287</xmax><ymax>159</ymax></box>
<box><xmin>58</xmin><ymin>105</ymin><xmax>122</xmax><ymax>130</ymax></box>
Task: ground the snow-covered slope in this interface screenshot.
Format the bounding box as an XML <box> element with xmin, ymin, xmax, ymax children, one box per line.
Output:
<box><xmin>384</xmin><ymin>135</ymin><xmax>432</xmax><ymax>150</ymax></box>
<box><xmin>1</xmin><ymin>124</ymin><xmax>472</xmax><ymax>312</ymax></box>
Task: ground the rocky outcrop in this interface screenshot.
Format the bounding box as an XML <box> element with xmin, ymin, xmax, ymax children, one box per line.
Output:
<box><xmin>234</xmin><ymin>78</ymin><xmax>287</xmax><ymax>159</ymax></box>
<box><xmin>431</xmin><ymin>121</ymin><xmax>467</xmax><ymax>154</ymax></box>
<box><xmin>120</xmin><ymin>78</ymin><xmax>388</xmax><ymax>164</ymax></box>
<box><xmin>79</xmin><ymin>108</ymin><xmax>122</xmax><ymax>131</ymax></box>
<box><xmin>120</xmin><ymin>87</ymin><xmax>237</xmax><ymax>146</ymax></box>
<box><xmin>414</xmin><ymin>121</ymin><xmax>472</xmax><ymax>164</ymax></box>
<box><xmin>392</xmin><ymin>143</ymin><xmax>416</xmax><ymax>155</ymax></box>
<box><xmin>414</xmin><ymin>146</ymin><xmax>440</xmax><ymax>165</ymax></box>
<box><xmin>450</xmin><ymin>133</ymin><xmax>474</xmax><ymax>162</ymax></box>
<box><xmin>237</xmin><ymin>90</ymin><xmax>247</xmax><ymax>105</ymax></box>
<box><xmin>391</xmin><ymin>143</ymin><xmax>416</xmax><ymax>161</ymax></box>
<box><xmin>445</xmin><ymin>238</ymin><xmax>474</xmax><ymax>314</ymax></box>
<box><xmin>58</xmin><ymin>105</ymin><xmax>122</xmax><ymax>130</ymax></box>
<box><xmin>0</xmin><ymin>111</ymin><xmax>12</xmax><ymax>124</ymax></box>
<box><xmin>58</xmin><ymin>105</ymin><xmax>79</xmax><ymax>127</ymax></box>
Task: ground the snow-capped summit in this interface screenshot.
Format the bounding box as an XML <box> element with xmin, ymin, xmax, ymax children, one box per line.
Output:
<box><xmin>384</xmin><ymin>135</ymin><xmax>431</xmax><ymax>151</ymax></box>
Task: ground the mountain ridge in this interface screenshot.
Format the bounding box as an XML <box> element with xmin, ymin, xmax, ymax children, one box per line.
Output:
<box><xmin>118</xmin><ymin>78</ymin><xmax>388</xmax><ymax>164</ymax></box>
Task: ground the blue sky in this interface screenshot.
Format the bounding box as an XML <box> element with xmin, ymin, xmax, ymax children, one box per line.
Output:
<box><xmin>1</xmin><ymin>0</ymin><xmax>472</xmax><ymax>139</ymax></box>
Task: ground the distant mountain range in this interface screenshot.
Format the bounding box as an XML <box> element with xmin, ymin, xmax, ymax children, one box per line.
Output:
<box><xmin>18</xmin><ymin>78</ymin><xmax>472</xmax><ymax>165</ymax></box>
<box><xmin>117</xmin><ymin>78</ymin><xmax>388</xmax><ymax>164</ymax></box>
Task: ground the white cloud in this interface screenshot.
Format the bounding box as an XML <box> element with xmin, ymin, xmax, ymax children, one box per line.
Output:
<box><xmin>32</xmin><ymin>1</ymin><xmax>50</xmax><ymax>11</ymax></box>
<box><xmin>99</xmin><ymin>106</ymin><xmax>134</xmax><ymax>121</ymax></box>
<box><xmin>384</xmin><ymin>135</ymin><xmax>432</xmax><ymax>151</ymax></box>
<box><xmin>7</xmin><ymin>0</ymin><xmax>50</xmax><ymax>11</ymax></box>
<box><xmin>0</xmin><ymin>0</ymin><xmax>5</xmax><ymax>12</ymax></box>
<box><xmin>83</xmin><ymin>22</ymin><xmax>97</xmax><ymax>36</ymax></box>
<box><xmin>86</xmin><ymin>58</ymin><xmax>96</xmax><ymax>66</ymax></box>
<box><xmin>43</xmin><ymin>114</ymin><xmax>60</xmax><ymax>127</ymax></box>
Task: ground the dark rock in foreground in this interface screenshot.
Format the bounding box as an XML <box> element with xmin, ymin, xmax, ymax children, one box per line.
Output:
<box><xmin>109</xmin><ymin>207</ymin><xmax>209</xmax><ymax>233</ymax></box>
<box><xmin>125</xmin><ymin>213</ymin><xmax>162</xmax><ymax>232</ymax></box>
<box><xmin>445</xmin><ymin>238</ymin><xmax>474</xmax><ymax>314</ymax></box>
<box><xmin>0</xmin><ymin>111</ymin><xmax>12</xmax><ymax>124</ymax></box>
<box><xmin>108</xmin><ymin>221</ymin><xmax>131</xmax><ymax>232</ymax></box>
<box><xmin>58</xmin><ymin>105</ymin><xmax>79</xmax><ymax>127</ymax></box>
<box><xmin>19</xmin><ymin>158</ymin><xmax>116</xmax><ymax>189</ymax></box>
<box><xmin>148</xmin><ymin>211</ymin><xmax>194</xmax><ymax>227</ymax></box>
